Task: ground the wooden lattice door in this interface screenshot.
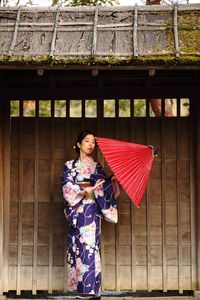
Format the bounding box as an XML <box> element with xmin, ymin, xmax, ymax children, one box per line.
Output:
<box><xmin>2</xmin><ymin>97</ymin><xmax>196</xmax><ymax>294</ymax></box>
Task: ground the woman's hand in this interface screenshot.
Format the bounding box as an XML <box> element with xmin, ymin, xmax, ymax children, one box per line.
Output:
<box><xmin>111</xmin><ymin>176</ymin><xmax>120</xmax><ymax>199</ymax></box>
<box><xmin>79</xmin><ymin>187</ymin><xmax>93</xmax><ymax>195</ymax></box>
<box><xmin>79</xmin><ymin>189</ymin><xmax>87</xmax><ymax>196</ymax></box>
<box><xmin>84</xmin><ymin>186</ymin><xmax>94</xmax><ymax>194</ymax></box>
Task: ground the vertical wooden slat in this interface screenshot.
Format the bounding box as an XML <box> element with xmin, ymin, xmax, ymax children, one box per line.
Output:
<box><xmin>146</xmin><ymin>99</ymin><xmax>151</xmax><ymax>292</ymax></box>
<box><xmin>48</xmin><ymin>101</ymin><xmax>55</xmax><ymax>293</ymax></box>
<box><xmin>130</xmin><ymin>99</ymin><xmax>136</xmax><ymax>292</ymax></box>
<box><xmin>195</xmin><ymin>92</ymin><xmax>200</xmax><ymax>290</ymax></box>
<box><xmin>63</xmin><ymin>99</ymin><xmax>70</xmax><ymax>292</ymax></box>
<box><xmin>176</xmin><ymin>98</ymin><xmax>183</xmax><ymax>293</ymax></box>
<box><xmin>0</xmin><ymin>100</ymin><xmax>5</xmax><ymax>296</ymax></box>
<box><xmin>189</xmin><ymin>98</ymin><xmax>197</xmax><ymax>290</ymax></box>
<box><xmin>81</xmin><ymin>99</ymin><xmax>85</xmax><ymax>131</ymax></box>
<box><xmin>16</xmin><ymin>101</ymin><xmax>23</xmax><ymax>295</ymax></box>
<box><xmin>115</xmin><ymin>99</ymin><xmax>120</xmax><ymax>292</ymax></box>
<box><xmin>3</xmin><ymin>100</ymin><xmax>10</xmax><ymax>293</ymax></box>
<box><xmin>161</xmin><ymin>99</ymin><xmax>167</xmax><ymax>292</ymax></box>
<box><xmin>32</xmin><ymin>101</ymin><xmax>39</xmax><ymax>294</ymax></box>
<box><xmin>97</xmin><ymin>96</ymin><xmax>105</xmax><ymax>292</ymax></box>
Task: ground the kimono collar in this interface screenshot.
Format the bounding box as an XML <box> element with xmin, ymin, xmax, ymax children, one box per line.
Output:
<box><xmin>74</xmin><ymin>156</ymin><xmax>97</xmax><ymax>176</ymax></box>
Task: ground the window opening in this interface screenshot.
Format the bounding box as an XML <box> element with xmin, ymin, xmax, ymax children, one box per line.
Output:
<box><xmin>23</xmin><ymin>100</ymin><xmax>36</xmax><ymax>117</ymax></box>
<box><xmin>55</xmin><ymin>100</ymin><xmax>66</xmax><ymax>118</ymax></box>
<box><xmin>149</xmin><ymin>99</ymin><xmax>162</xmax><ymax>117</ymax></box>
<box><xmin>104</xmin><ymin>99</ymin><xmax>115</xmax><ymax>117</ymax></box>
<box><xmin>10</xmin><ymin>100</ymin><xmax>20</xmax><ymax>117</ymax></box>
<box><xmin>180</xmin><ymin>98</ymin><xmax>190</xmax><ymax>117</ymax></box>
<box><xmin>39</xmin><ymin>100</ymin><xmax>51</xmax><ymax>117</ymax></box>
<box><xmin>70</xmin><ymin>100</ymin><xmax>82</xmax><ymax>118</ymax></box>
<box><xmin>85</xmin><ymin>100</ymin><xmax>97</xmax><ymax>118</ymax></box>
<box><xmin>119</xmin><ymin>99</ymin><xmax>130</xmax><ymax>117</ymax></box>
<box><xmin>9</xmin><ymin>98</ymin><xmax>190</xmax><ymax>118</ymax></box>
<box><xmin>165</xmin><ymin>99</ymin><xmax>177</xmax><ymax>117</ymax></box>
<box><xmin>134</xmin><ymin>99</ymin><xmax>146</xmax><ymax>117</ymax></box>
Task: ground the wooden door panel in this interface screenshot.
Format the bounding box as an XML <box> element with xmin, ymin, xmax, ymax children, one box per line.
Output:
<box><xmin>3</xmin><ymin>99</ymin><xmax>195</xmax><ymax>293</ymax></box>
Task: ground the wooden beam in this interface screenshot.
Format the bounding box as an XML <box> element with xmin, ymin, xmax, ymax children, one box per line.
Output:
<box><xmin>0</xmin><ymin>87</ymin><xmax>198</xmax><ymax>100</ymax></box>
<box><xmin>0</xmin><ymin>65</ymin><xmax>200</xmax><ymax>71</ymax></box>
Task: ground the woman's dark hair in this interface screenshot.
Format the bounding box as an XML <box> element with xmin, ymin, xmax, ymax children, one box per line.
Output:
<box><xmin>75</xmin><ymin>130</ymin><xmax>95</xmax><ymax>154</ymax></box>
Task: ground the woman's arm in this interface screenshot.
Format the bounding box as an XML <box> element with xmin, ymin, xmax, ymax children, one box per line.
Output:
<box><xmin>61</xmin><ymin>163</ymin><xmax>85</xmax><ymax>207</ymax></box>
<box><xmin>94</xmin><ymin>163</ymin><xmax>118</xmax><ymax>223</ymax></box>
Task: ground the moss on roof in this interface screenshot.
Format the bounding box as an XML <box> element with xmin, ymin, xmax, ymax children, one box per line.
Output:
<box><xmin>0</xmin><ymin>4</ymin><xmax>199</xmax><ymax>68</ymax></box>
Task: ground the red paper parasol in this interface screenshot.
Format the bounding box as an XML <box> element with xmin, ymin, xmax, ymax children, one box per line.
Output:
<box><xmin>96</xmin><ymin>137</ymin><xmax>155</xmax><ymax>207</ymax></box>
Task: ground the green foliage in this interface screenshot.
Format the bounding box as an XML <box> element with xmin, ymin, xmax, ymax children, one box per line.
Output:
<box><xmin>10</xmin><ymin>100</ymin><xmax>20</xmax><ymax>117</ymax></box>
<box><xmin>70</xmin><ymin>100</ymin><xmax>82</xmax><ymax>117</ymax></box>
<box><xmin>55</xmin><ymin>100</ymin><xmax>66</xmax><ymax>117</ymax></box>
<box><xmin>24</xmin><ymin>100</ymin><xmax>36</xmax><ymax>117</ymax></box>
<box><xmin>119</xmin><ymin>99</ymin><xmax>130</xmax><ymax>117</ymax></box>
<box><xmin>104</xmin><ymin>99</ymin><xmax>115</xmax><ymax>117</ymax></box>
<box><xmin>53</xmin><ymin>0</ymin><xmax>119</xmax><ymax>6</ymax></box>
<box><xmin>39</xmin><ymin>100</ymin><xmax>51</xmax><ymax>117</ymax></box>
<box><xmin>85</xmin><ymin>100</ymin><xmax>97</xmax><ymax>118</ymax></box>
<box><xmin>134</xmin><ymin>99</ymin><xmax>146</xmax><ymax>117</ymax></box>
<box><xmin>10</xmin><ymin>99</ymin><xmax>190</xmax><ymax>118</ymax></box>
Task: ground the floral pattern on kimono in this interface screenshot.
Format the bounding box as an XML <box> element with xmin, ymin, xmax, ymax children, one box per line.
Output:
<box><xmin>61</xmin><ymin>156</ymin><xmax>118</xmax><ymax>295</ymax></box>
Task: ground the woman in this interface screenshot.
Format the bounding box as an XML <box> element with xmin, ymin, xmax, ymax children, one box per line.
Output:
<box><xmin>61</xmin><ymin>130</ymin><xmax>118</xmax><ymax>298</ymax></box>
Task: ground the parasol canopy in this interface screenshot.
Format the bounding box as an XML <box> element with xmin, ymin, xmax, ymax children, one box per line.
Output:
<box><xmin>96</xmin><ymin>137</ymin><xmax>156</xmax><ymax>207</ymax></box>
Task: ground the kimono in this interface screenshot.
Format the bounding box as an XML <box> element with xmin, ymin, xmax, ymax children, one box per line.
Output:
<box><xmin>61</xmin><ymin>156</ymin><xmax>118</xmax><ymax>296</ymax></box>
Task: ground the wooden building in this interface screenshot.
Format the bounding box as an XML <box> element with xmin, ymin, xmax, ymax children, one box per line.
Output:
<box><xmin>0</xmin><ymin>4</ymin><xmax>200</xmax><ymax>297</ymax></box>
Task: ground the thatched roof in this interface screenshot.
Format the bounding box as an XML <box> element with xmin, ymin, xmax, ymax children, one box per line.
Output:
<box><xmin>0</xmin><ymin>4</ymin><xmax>200</xmax><ymax>68</ymax></box>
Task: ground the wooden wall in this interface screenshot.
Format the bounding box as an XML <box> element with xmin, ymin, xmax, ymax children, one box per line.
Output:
<box><xmin>1</xmin><ymin>98</ymin><xmax>197</xmax><ymax>294</ymax></box>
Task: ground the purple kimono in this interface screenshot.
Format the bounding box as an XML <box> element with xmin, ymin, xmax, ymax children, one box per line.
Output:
<box><xmin>61</xmin><ymin>156</ymin><xmax>118</xmax><ymax>295</ymax></box>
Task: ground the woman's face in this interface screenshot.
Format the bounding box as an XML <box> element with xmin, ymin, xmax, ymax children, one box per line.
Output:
<box><xmin>78</xmin><ymin>134</ymin><xmax>95</xmax><ymax>156</ymax></box>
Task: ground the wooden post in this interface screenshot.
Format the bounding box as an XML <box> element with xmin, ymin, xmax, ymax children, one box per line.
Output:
<box><xmin>0</xmin><ymin>100</ymin><xmax>5</xmax><ymax>298</ymax></box>
<box><xmin>146</xmin><ymin>100</ymin><xmax>152</xmax><ymax>292</ymax></box>
<box><xmin>161</xmin><ymin>99</ymin><xmax>167</xmax><ymax>292</ymax></box>
<box><xmin>176</xmin><ymin>99</ymin><xmax>183</xmax><ymax>294</ymax></box>
<box><xmin>130</xmin><ymin>99</ymin><xmax>136</xmax><ymax>292</ymax></box>
<box><xmin>63</xmin><ymin>99</ymin><xmax>70</xmax><ymax>293</ymax></box>
<box><xmin>32</xmin><ymin>101</ymin><xmax>39</xmax><ymax>294</ymax></box>
<box><xmin>16</xmin><ymin>101</ymin><xmax>23</xmax><ymax>295</ymax></box>
<box><xmin>97</xmin><ymin>96</ymin><xmax>105</xmax><ymax>291</ymax></box>
<box><xmin>3</xmin><ymin>100</ymin><xmax>10</xmax><ymax>295</ymax></box>
<box><xmin>48</xmin><ymin>101</ymin><xmax>55</xmax><ymax>294</ymax></box>
<box><xmin>115</xmin><ymin>99</ymin><xmax>121</xmax><ymax>292</ymax></box>
<box><xmin>195</xmin><ymin>92</ymin><xmax>200</xmax><ymax>292</ymax></box>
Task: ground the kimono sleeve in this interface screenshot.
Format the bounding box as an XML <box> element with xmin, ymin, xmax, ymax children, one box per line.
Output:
<box><xmin>94</xmin><ymin>163</ymin><xmax>118</xmax><ymax>224</ymax></box>
<box><xmin>61</xmin><ymin>163</ymin><xmax>84</xmax><ymax>208</ymax></box>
